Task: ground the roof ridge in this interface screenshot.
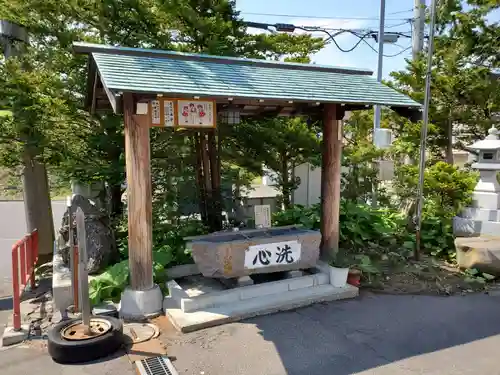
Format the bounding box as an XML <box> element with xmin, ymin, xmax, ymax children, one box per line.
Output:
<box><xmin>73</xmin><ymin>42</ymin><xmax>374</xmax><ymax>76</ymax></box>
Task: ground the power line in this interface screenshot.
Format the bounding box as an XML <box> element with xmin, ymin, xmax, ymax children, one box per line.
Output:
<box><xmin>240</xmin><ymin>11</ymin><xmax>413</xmax><ymax>22</ymax></box>
<box><xmin>388</xmin><ymin>8</ymin><xmax>413</xmax><ymax>15</ymax></box>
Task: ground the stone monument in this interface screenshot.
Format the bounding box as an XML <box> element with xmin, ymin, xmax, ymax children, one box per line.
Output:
<box><xmin>454</xmin><ymin>126</ymin><xmax>500</xmax><ymax>237</ymax></box>
<box><xmin>454</xmin><ymin>126</ymin><xmax>500</xmax><ymax>274</ymax></box>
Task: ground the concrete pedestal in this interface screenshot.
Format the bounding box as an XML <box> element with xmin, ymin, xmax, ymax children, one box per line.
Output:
<box><xmin>163</xmin><ymin>262</ymin><xmax>358</xmax><ymax>333</ymax></box>
<box><xmin>119</xmin><ymin>284</ymin><xmax>163</xmax><ymax>320</ymax></box>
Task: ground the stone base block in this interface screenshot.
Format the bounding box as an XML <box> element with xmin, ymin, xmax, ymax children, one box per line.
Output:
<box><xmin>2</xmin><ymin>325</ymin><xmax>29</xmax><ymax>347</ymax></box>
<box><xmin>461</xmin><ymin>207</ymin><xmax>500</xmax><ymax>222</ymax></box>
<box><xmin>286</xmin><ymin>270</ymin><xmax>304</xmax><ymax>278</ymax></box>
<box><xmin>119</xmin><ymin>285</ymin><xmax>163</xmax><ymax>320</ymax></box>
<box><xmin>456</xmin><ymin>236</ymin><xmax>500</xmax><ymax>275</ymax></box>
<box><xmin>472</xmin><ymin>192</ymin><xmax>500</xmax><ymax>210</ymax></box>
<box><xmin>236</xmin><ymin>276</ymin><xmax>254</xmax><ymax>287</ymax></box>
<box><xmin>453</xmin><ymin>217</ymin><xmax>500</xmax><ymax>237</ymax></box>
<box><xmin>163</xmin><ymin>262</ymin><xmax>357</xmax><ymax>332</ymax></box>
<box><xmin>165</xmin><ymin>284</ymin><xmax>358</xmax><ymax>333</ymax></box>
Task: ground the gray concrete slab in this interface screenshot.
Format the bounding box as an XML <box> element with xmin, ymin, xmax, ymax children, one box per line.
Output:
<box><xmin>163</xmin><ymin>292</ymin><xmax>500</xmax><ymax>375</ymax></box>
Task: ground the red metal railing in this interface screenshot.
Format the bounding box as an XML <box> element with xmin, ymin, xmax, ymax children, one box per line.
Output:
<box><xmin>11</xmin><ymin>229</ymin><xmax>38</xmax><ymax>331</ymax></box>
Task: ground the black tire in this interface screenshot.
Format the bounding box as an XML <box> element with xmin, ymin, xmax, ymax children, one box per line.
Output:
<box><xmin>47</xmin><ymin>316</ymin><xmax>124</xmax><ymax>364</ymax></box>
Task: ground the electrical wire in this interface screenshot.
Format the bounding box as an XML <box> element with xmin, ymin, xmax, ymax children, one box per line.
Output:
<box><xmin>301</xmin><ymin>27</ymin><xmax>412</xmax><ymax>57</ymax></box>
<box><xmin>240</xmin><ymin>11</ymin><xmax>413</xmax><ymax>22</ymax></box>
<box><xmin>297</xmin><ymin>26</ymin><xmax>374</xmax><ymax>53</ymax></box>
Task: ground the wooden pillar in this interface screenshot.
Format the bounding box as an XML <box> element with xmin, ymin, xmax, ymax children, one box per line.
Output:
<box><xmin>124</xmin><ymin>93</ymin><xmax>153</xmax><ymax>290</ymax></box>
<box><xmin>194</xmin><ymin>133</ymin><xmax>208</xmax><ymax>223</ymax></box>
<box><xmin>320</xmin><ymin>103</ymin><xmax>344</xmax><ymax>260</ymax></box>
<box><xmin>208</xmin><ymin>130</ymin><xmax>223</xmax><ymax>231</ymax></box>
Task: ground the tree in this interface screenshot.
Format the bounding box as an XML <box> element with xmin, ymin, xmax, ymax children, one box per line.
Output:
<box><xmin>0</xmin><ymin>0</ymin><xmax>326</xmax><ymax>225</ymax></box>
<box><xmin>225</xmin><ymin>117</ymin><xmax>321</xmax><ymax>209</ymax></box>
<box><xmin>389</xmin><ymin>0</ymin><xmax>500</xmax><ymax>163</ymax></box>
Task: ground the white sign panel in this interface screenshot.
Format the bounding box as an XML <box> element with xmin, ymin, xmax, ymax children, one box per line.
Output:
<box><xmin>254</xmin><ymin>205</ymin><xmax>271</xmax><ymax>228</ymax></box>
<box><xmin>177</xmin><ymin>99</ymin><xmax>215</xmax><ymax>128</ymax></box>
<box><xmin>163</xmin><ymin>100</ymin><xmax>175</xmax><ymax>127</ymax></box>
<box><xmin>245</xmin><ymin>240</ymin><xmax>301</xmax><ymax>269</ymax></box>
<box><xmin>150</xmin><ymin>100</ymin><xmax>161</xmax><ymax>125</ymax></box>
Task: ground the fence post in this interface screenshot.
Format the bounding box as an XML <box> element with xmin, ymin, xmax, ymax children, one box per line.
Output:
<box><xmin>76</xmin><ymin>207</ymin><xmax>91</xmax><ymax>331</ymax></box>
<box><xmin>20</xmin><ymin>240</ymin><xmax>26</xmax><ymax>286</ymax></box>
<box><xmin>11</xmin><ymin>244</ymin><xmax>21</xmax><ymax>331</ymax></box>
<box><xmin>67</xmin><ymin>196</ymin><xmax>79</xmax><ymax>311</ymax></box>
<box><xmin>29</xmin><ymin>232</ymin><xmax>35</xmax><ymax>290</ymax></box>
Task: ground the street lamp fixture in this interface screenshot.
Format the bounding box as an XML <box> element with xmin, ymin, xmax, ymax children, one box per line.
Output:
<box><xmin>274</xmin><ymin>23</ymin><xmax>296</xmax><ymax>33</ymax></box>
<box><xmin>371</xmin><ymin>32</ymin><xmax>399</xmax><ymax>44</ymax></box>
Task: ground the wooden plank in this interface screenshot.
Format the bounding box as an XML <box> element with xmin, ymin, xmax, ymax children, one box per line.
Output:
<box><xmin>320</xmin><ymin>104</ymin><xmax>343</xmax><ymax>260</ymax></box>
<box><xmin>124</xmin><ymin>93</ymin><xmax>153</xmax><ymax>290</ymax></box>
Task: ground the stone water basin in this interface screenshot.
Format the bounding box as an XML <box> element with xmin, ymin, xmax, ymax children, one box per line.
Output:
<box><xmin>186</xmin><ymin>226</ymin><xmax>321</xmax><ymax>278</ymax></box>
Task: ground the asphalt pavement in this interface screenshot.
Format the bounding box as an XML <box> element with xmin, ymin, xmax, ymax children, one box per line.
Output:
<box><xmin>165</xmin><ymin>291</ymin><xmax>500</xmax><ymax>375</ymax></box>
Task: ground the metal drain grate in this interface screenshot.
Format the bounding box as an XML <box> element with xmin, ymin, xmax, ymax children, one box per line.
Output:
<box><xmin>136</xmin><ymin>356</ymin><xmax>179</xmax><ymax>375</ymax></box>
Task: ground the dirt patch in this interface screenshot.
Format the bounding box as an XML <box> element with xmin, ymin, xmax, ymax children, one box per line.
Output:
<box><xmin>364</xmin><ymin>255</ymin><xmax>487</xmax><ymax>295</ymax></box>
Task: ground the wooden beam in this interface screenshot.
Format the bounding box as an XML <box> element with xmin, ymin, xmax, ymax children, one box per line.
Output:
<box><xmin>123</xmin><ymin>93</ymin><xmax>153</xmax><ymax>290</ymax></box>
<box><xmin>194</xmin><ymin>133</ymin><xmax>208</xmax><ymax>224</ymax></box>
<box><xmin>320</xmin><ymin>104</ymin><xmax>344</xmax><ymax>260</ymax></box>
<box><xmin>200</xmin><ymin>133</ymin><xmax>215</xmax><ymax>231</ymax></box>
<box><xmin>208</xmin><ymin>130</ymin><xmax>223</xmax><ymax>231</ymax></box>
<box><xmin>84</xmin><ymin>58</ymin><xmax>97</xmax><ymax>110</ymax></box>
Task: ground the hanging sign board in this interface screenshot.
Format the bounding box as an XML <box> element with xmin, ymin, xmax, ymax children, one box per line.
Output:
<box><xmin>177</xmin><ymin>99</ymin><xmax>216</xmax><ymax>128</ymax></box>
<box><xmin>149</xmin><ymin>98</ymin><xmax>216</xmax><ymax>129</ymax></box>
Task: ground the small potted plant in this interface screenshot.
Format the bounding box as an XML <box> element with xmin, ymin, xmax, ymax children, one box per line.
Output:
<box><xmin>329</xmin><ymin>249</ymin><xmax>351</xmax><ymax>287</ymax></box>
<box><xmin>347</xmin><ymin>268</ymin><xmax>362</xmax><ymax>287</ymax></box>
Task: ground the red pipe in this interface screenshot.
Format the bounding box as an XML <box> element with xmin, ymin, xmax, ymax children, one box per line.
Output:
<box><xmin>11</xmin><ymin>243</ymin><xmax>21</xmax><ymax>331</ymax></box>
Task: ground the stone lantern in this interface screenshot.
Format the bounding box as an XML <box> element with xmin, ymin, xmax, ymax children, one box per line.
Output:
<box><xmin>454</xmin><ymin>126</ymin><xmax>500</xmax><ymax>274</ymax></box>
<box><xmin>454</xmin><ymin>126</ymin><xmax>500</xmax><ymax>237</ymax></box>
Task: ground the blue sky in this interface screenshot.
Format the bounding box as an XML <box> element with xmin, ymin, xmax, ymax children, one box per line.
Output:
<box><xmin>235</xmin><ymin>0</ymin><xmax>499</xmax><ymax>79</ymax></box>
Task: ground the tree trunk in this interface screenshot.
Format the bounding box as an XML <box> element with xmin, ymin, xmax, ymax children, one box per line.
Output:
<box><xmin>445</xmin><ymin>117</ymin><xmax>454</xmax><ymax>164</ymax></box>
<box><xmin>22</xmin><ymin>147</ymin><xmax>55</xmax><ymax>264</ymax></box>
<box><xmin>109</xmin><ymin>183</ymin><xmax>124</xmax><ymax>219</ymax></box>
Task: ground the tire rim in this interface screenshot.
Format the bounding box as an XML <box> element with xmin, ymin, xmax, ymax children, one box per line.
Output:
<box><xmin>61</xmin><ymin>318</ymin><xmax>112</xmax><ymax>341</ymax></box>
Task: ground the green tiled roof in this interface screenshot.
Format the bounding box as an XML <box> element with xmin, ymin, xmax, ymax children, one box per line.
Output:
<box><xmin>75</xmin><ymin>42</ymin><xmax>421</xmax><ymax>108</ymax></box>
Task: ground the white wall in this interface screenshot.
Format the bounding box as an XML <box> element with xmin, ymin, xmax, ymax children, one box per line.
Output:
<box><xmin>293</xmin><ymin>161</ymin><xmax>395</xmax><ymax>207</ymax></box>
<box><xmin>293</xmin><ymin>163</ymin><xmax>350</xmax><ymax>207</ymax></box>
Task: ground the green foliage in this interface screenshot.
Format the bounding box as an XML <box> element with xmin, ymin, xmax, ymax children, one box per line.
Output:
<box><xmin>391</xmin><ymin>161</ymin><xmax>477</xmax><ymax>261</ymax></box>
<box><xmin>225</xmin><ymin>117</ymin><xmax>320</xmax><ymax>208</ymax></box>
<box><xmin>388</xmin><ymin>1</ymin><xmax>500</xmax><ymax>162</ymax></box>
<box><xmin>393</xmin><ymin>161</ymin><xmax>477</xmax><ymax>218</ymax></box>
<box><xmin>273</xmin><ymin>200</ymin><xmax>404</xmax><ymax>252</ymax></box>
<box><xmin>341</xmin><ymin>111</ymin><xmax>387</xmax><ymax>203</ymax></box>
<box><xmin>90</xmin><ymin>218</ymin><xmax>207</xmax><ymax>305</ymax></box>
<box><xmin>463</xmin><ymin>268</ymin><xmax>496</xmax><ymax>285</ymax></box>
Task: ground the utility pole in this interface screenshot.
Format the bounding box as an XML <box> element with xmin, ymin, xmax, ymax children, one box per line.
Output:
<box><xmin>371</xmin><ymin>0</ymin><xmax>386</xmax><ymax>207</ymax></box>
<box><xmin>1</xmin><ymin>20</ymin><xmax>55</xmax><ymax>263</ymax></box>
<box><xmin>415</xmin><ymin>0</ymin><xmax>438</xmax><ymax>261</ymax></box>
<box><xmin>373</xmin><ymin>0</ymin><xmax>386</xmax><ymax>133</ymax></box>
<box><xmin>412</xmin><ymin>0</ymin><xmax>426</xmax><ymax>60</ymax></box>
